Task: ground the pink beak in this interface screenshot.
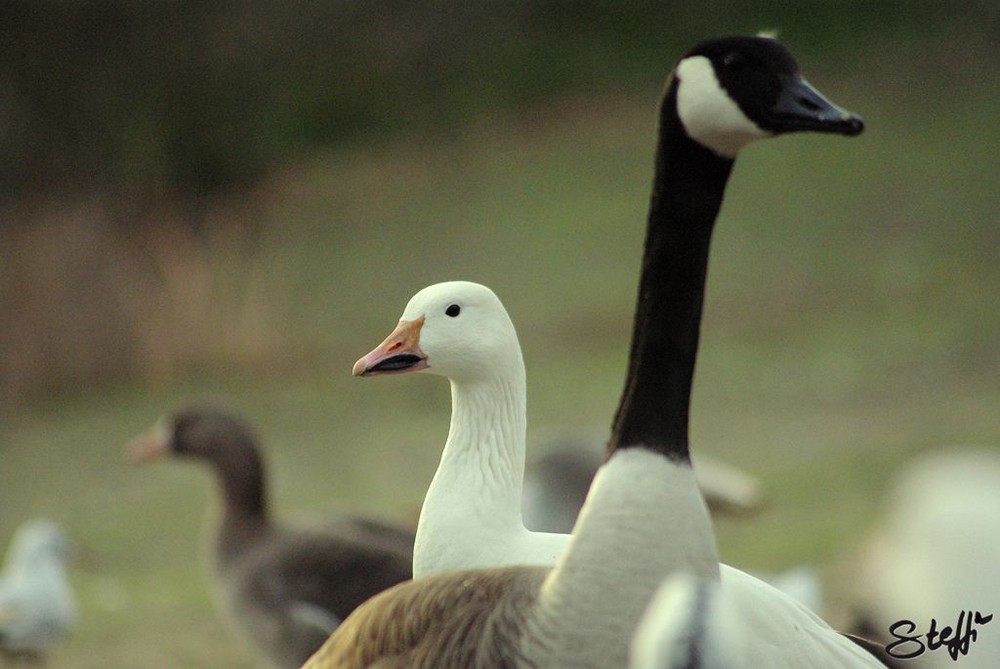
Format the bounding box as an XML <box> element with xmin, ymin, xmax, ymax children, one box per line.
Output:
<box><xmin>352</xmin><ymin>316</ymin><xmax>428</xmax><ymax>377</ymax></box>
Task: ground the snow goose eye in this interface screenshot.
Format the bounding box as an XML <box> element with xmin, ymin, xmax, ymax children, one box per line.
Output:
<box><xmin>445</xmin><ymin>304</ymin><xmax>461</xmax><ymax>318</ymax></box>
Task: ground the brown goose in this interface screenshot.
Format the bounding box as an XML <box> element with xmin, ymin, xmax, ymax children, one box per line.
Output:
<box><xmin>304</xmin><ymin>35</ymin><xmax>874</xmax><ymax>669</ymax></box>
<box><xmin>129</xmin><ymin>402</ymin><xmax>413</xmax><ymax>668</ymax></box>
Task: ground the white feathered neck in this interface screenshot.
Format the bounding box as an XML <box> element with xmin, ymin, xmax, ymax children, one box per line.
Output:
<box><xmin>410</xmin><ymin>283</ymin><xmax>566</xmax><ymax>578</ymax></box>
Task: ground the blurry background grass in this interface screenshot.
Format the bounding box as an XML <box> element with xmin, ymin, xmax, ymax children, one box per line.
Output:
<box><xmin>1</xmin><ymin>2</ymin><xmax>998</xmax><ymax>666</ymax></box>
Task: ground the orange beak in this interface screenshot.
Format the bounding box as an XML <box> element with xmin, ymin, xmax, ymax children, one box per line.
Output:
<box><xmin>353</xmin><ymin>316</ymin><xmax>428</xmax><ymax>377</ymax></box>
<box><xmin>126</xmin><ymin>421</ymin><xmax>171</xmax><ymax>463</ymax></box>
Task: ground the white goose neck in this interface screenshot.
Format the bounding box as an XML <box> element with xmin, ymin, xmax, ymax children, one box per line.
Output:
<box><xmin>413</xmin><ymin>364</ymin><xmax>529</xmax><ymax>578</ymax></box>
<box><xmin>442</xmin><ymin>372</ymin><xmax>527</xmax><ymax>492</ymax></box>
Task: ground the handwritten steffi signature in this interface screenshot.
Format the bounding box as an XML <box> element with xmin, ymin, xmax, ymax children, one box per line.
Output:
<box><xmin>886</xmin><ymin>610</ymin><xmax>993</xmax><ymax>661</ymax></box>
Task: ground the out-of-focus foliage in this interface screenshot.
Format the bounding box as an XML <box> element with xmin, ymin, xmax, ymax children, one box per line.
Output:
<box><xmin>0</xmin><ymin>0</ymin><xmax>973</xmax><ymax>204</ymax></box>
<box><xmin>0</xmin><ymin>1</ymin><xmax>994</xmax><ymax>404</ymax></box>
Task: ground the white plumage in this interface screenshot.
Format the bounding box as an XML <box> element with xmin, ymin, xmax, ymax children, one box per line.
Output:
<box><xmin>632</xmin><ymin>573</ymin><xmax>750</xmax><ymax>669</ymax></box>
<box><xmin>0</xmin><ymin>519</ymin><xmax>76</xmax><ymax>662</ymax></box>
<box><xmin>355</xmin><ymin>281</ymin><xmax>574</xmax><ymax>578</ymax></box>
<box><xmin>852</xmin><ymin>447</ymin><xmax>1000</xmax><ymax>668</ymax></box>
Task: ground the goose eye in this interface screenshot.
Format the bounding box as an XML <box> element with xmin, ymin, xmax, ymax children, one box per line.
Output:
<box><xmin>722</xmin><ymin>51</ymin><xmax>745</xmax><ymax>69</ymax></box>
<box><xmin>445</xmin><ymin>304</ymin><xmax>461</xmax><ymax>317</ymax></box>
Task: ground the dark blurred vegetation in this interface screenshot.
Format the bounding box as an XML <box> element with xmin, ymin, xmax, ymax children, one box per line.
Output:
<box><xmin>0</xmin><ymin>0</ymin><xmax>995</xmax><ymax>404</ymax></box>
<box><xmin>1</xmin><ymin>0</ymin><xmax>982</xmax><ymax>201</ymax></box>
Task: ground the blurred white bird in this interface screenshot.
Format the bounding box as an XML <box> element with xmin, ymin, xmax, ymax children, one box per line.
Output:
<box><xmin>0</xmin><ymin>519</ymin><xmax>77</xmax><ymax>664</ymax></box>
<box><xmin>631</xmin><ymin>573</ymin><xmax>750</xmax><ymax>669</ymax></box>
<box><xmin>851</xmin><ymin>447</ymin><xmax>1000</xmax><ymax>669</ymax></box>
<box><xmin>753</xmin><ymin>565</ymin><xmax>824</xmax><ymax>615</ymax></box>
<box><xmin>632</xmin><ymin>571</ymin><xmax>893</xmax><ymax>669</ymax></box>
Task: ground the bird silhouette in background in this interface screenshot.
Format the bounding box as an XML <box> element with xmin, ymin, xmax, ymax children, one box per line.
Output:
<box><xmin>0</xmin><ymin>519</ymin><xmax>77</xmax><ymax>665</ymax></box>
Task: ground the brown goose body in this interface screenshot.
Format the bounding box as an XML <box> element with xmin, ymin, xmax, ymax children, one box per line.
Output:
<box><xmin>215</xmin><ymin>522</ymin><xmax>414</xmax><ymax>668</ymax></box>
<box><xmin>130</xmin><ymin>403</ymin><xmax>413</xmax><ymax>668</ymax></box>
<box><xmin>308</xmin><ymin>566</ymin><xmax>549</xmax><ymax>668</ymax></box>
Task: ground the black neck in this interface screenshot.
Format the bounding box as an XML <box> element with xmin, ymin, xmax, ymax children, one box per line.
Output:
<box><xmin>609</xmin><ymin>80</ymin><xmax>735</xmax><ymax>462</ymax></box>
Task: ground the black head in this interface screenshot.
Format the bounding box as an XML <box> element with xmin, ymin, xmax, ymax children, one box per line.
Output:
<box><xmin>673</xmin><ymin>35</ymin><xmax>863</xmax><ymax>157</ymax></box>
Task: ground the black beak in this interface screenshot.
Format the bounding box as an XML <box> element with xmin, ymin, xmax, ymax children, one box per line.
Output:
<box><xmin>769</xmin><ymin>76</ymin><xmax>864</xmax><ymax>136</ymax></box>
<box><xmin>362</xmin><ymin>354</ymin><xmax>425</xmax><ymax>375</ymax></box>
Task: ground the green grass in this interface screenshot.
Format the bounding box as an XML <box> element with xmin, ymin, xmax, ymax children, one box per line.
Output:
<box><xmin>2</xmin><ymin>49</ymin><xmax>998</xmax><ymax>666</ymax></box>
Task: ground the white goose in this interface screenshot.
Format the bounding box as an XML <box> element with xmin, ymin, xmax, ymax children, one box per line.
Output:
<box><xmin>306</xmin><ymin>35</ymin><xmax>876</xmax><ymax>668</ymax></box>
<box><xmin>353</xmin><ymin>281</ymin><xmax>566</xmax><ymax>578</ymax></box>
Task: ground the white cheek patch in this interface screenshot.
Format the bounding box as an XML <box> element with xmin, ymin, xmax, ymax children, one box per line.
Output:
<box><xmin>675</xmin><ymin>56</ymin><xmax>771</xmax><ymax>159</ymax></box>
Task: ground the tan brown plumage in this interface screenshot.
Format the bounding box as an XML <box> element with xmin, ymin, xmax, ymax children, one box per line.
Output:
<box><xmin>303</xmin><ymin>567</ymin><xmax>548</xmax><ymax>668</ymax></box>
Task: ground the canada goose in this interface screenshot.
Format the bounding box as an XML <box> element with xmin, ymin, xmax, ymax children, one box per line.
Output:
<box><xmin>129</xmin><ymin>403</ymin><xmax>413</xmax><ymax>668</ymax></box>
<box><xmin>305</xmin><ymin>35</ymin><xmax>871</xmax><ymax>668</ymax></box>
<box><xmin>0</xmin><ymin>520</ymin><xmax>76</xmax><ymax>664</ymax></box>
<box><xmin>519</xmin><ymin>435</ymin><xmax>831</xmax><ymax>613</ymax></box>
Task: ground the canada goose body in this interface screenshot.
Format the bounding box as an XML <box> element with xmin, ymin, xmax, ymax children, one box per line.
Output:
<box><xmin>130</xmin><ymin>404</ymin><xmax>413</xmax><ymax>668</ymax></box>
<box><xmin>306</xmin><ymin>35</ymin><xmax>869</xmax><ymax>668</ymax></box>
